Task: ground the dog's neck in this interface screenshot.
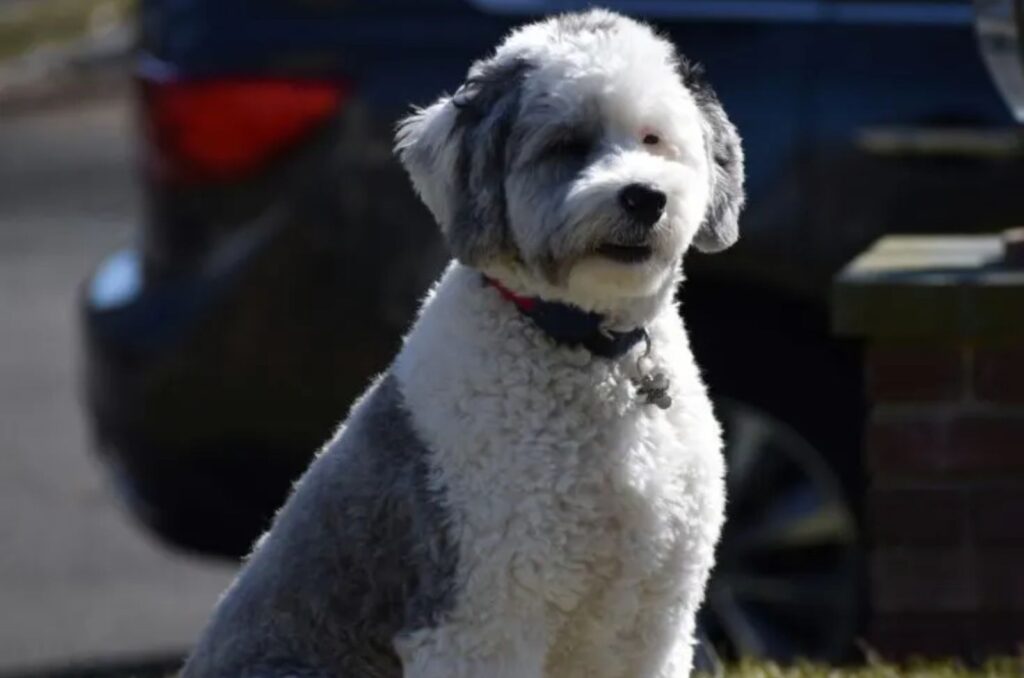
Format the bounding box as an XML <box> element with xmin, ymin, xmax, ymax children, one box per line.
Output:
<box><xmin>479</xmin><ymin>261</ymin><xmax>679</xmax><ymax>334</ymax></box>
<box><xmin>473</xmin><ymin>266</ymin><xmax>679</xmax><ymax>408</ymax></box>
<box><xmin>483</xmin><ymin>276</ymin><xmax>647</xmax><ymax>360</ymax></box>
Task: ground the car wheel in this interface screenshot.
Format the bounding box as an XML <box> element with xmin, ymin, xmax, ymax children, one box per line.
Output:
<box><xmin>700</xmin><ymin>397</ymin><xmax>862</xmax><ymax>662</ymax></box>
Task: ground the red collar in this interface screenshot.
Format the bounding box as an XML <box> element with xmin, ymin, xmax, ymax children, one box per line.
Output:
<box><xmin>484</xmin><ymin>276</ymin><xmax>537</xmax><ymax>312</ymax></box>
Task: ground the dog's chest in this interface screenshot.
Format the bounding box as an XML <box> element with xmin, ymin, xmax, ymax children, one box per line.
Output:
<box><xmin>417</xmin><ymin>362</ymin><xmax>723</xmax><ymax>676</ymax></box>
<box><xmin>540</xmin><ymin>405</ymin><xmax>722</xmax><ymax>669</ymax></box>
<box><xmin>511</xmin><ymin>406</ymin><xmax>703</xmax><ymax>592</ymax></box>
<box><xmin>404</xmin><ymin>343</ymin><xmax>723</xmax><ymax>627</ymax></box>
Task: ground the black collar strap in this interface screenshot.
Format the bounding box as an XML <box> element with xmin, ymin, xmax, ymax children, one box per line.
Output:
<box><xmin>484</xmin><ymin>275</ymin><xmax>646</xmax><ymax>360</ymax></box>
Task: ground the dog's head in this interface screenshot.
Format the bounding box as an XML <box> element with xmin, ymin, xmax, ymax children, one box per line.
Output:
<box><xmin>396</xmin><ymin>10</ymin><xmax>744</xmax><ymax>308</ymax></box>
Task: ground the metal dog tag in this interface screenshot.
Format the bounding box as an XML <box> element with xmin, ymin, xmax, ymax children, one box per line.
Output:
<box><xmin>636</xmin><ymin>370</ymin><xmax>672</xmax><ymax>410</ymax></box>
<box><xmin>632</xmin><ymin>330</ymin><xmax>672</xmax><ymax>409</ymax></box>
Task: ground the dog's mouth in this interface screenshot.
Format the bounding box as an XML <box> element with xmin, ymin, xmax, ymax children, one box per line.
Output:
<box><xmin>596</xmin><ymin>242</ymin><xmax>654</xmax><ymax>263</ymax></box>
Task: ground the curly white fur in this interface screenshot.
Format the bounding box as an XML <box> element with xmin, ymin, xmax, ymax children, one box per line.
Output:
<box><xmin>393</xmin><ymin>263</ymin><xmax>726</xmax><ymax>678</ymax></box>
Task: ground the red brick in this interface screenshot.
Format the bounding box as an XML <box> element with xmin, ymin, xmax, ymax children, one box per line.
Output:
<box><xmin>868</xmin><ymin>485</ymin><xmax>968</xmax><ymax>547</ymax></box>
<box><xmin>972</xmin><ymin>613</ymin><xmax>1024</xmax><ymax>657</ymax></box>
<box><xmin>871</xmin><ymin>548</ymin><xmax>977</xmax><ymax>613</ymax></box>
<box><xmin>950</xmin><ymin>415</ymin><xmax>1024</xmax><ymax>472</ymax></box>
<box><xmin>972</xmin><ymin>487</ymin><xmax>1024</xmax><ymax>546</ymax></box>
<box><xmin>869</xmin><ymin>411</ymin><xmax>1024</xmax><ymax>475</ymax></box>
<box><xmin>871</xmin><ymin>613</ymin><xmax>1024</xmax><ymax>661</ymax></box>
<box><xmin>868</xmin><ymin>613</ymin><xmax>974</xmax><ymax>660</ymax></box>
<box><xmin>868</xmin><ymin>344</ymin><xmax>966</xmax><ymax>402</ymax></box>
<box><xmin>974</xmin><ymin>345</ymin><xmax>1024</xmax><ymax>404</ymax></box>
<box><xmin>867</xmin><ymin>414</ymin><xmax>947</xmax><ymax>475</ymax></box>
<box><xmin>977</xmin><ymin>549</ymin><xmax>1024</xmax><ymax>611</ymax></box>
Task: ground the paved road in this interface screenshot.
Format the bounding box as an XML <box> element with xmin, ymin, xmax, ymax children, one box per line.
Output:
<box><xmin>0</xmin><ymin>96</ymin><xmax>237</xmax><ymax>671</ymax></box>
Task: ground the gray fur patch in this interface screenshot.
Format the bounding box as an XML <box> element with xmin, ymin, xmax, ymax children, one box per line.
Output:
<box><xmin>447</xmin><ymin>57</ymin><xmax>532</xmax><ymax>266</ymax></box>
<box><xmin>182</xmin><ymin>374</ymin><xmax>458</xmax><ymax>678</ymax></box>
<box><xmin>687</xmin><ymin>67</ymin><xmax>745</xmax><ymax>254</ymax></box>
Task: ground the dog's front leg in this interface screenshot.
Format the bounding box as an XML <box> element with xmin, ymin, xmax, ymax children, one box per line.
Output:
<box><xmin>398</xmin><ymin>620</ymin><xmax>547</xmax><ymax>678</ymax></box>
<box><xmin>654</xmin><ymin>641</ymin><xmax>695</xmax><ymax>678</ymax></box>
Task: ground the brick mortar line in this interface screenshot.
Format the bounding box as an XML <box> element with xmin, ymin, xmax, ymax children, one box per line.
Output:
<box><xmin>871</xmin><ymin>402</ymin><xmax>1024</xmax><ymax>418</ymax></box>
<box><xmin>872</xmin><ymin>477</ymin><xmax>1024</xmax><ymax>490</ymax></box>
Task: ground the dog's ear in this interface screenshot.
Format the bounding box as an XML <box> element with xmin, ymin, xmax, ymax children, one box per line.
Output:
<box><xmin>690</xmin><ymin>77</ymin><xmax>745</xmax><ymax>254</ymax></box>
<box><xmin>395</xmin><ymin>57</ymin><xmax>530</xmax><ymax>266</ymax></box>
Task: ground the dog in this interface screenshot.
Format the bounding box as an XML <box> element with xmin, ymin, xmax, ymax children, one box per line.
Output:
<box><xmin>183</xmin><ymin>9</ymin><xmax>744</xmax><ymax>677</ymax></box>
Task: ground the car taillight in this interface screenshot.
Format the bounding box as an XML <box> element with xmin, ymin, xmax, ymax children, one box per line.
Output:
<box><xmin>141</xmin><ymin>78</ymin><xmax>350</xmax><ymax>184</ymax></box>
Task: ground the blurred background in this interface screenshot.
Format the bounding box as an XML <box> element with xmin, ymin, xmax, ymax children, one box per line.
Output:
<box><xmin>0</xmin><ymin>0</ymin><xmax>1022</xmax><ymax>674</ymax></box>
<box><xmin>0</xmin><ymin>1</ymin><xmax>237</xmax><ymax>674</ymax></box>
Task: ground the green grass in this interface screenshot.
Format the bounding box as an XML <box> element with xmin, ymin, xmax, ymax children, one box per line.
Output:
<box><xmin>0</xmin><ymin>0</ymin><xmax>134</xmax><ymax>62</ymax></box>
<box><xmin>700</xmin><ymin>657</ymin><xmax>1024</xmax><ymax>677</ymax></box>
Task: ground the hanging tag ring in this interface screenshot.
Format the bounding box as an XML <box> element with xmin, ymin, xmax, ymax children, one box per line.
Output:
<box><xmin>633</xmin><ymin>330</ymin><xmax>672</xmax><ymax>410</ymax></box>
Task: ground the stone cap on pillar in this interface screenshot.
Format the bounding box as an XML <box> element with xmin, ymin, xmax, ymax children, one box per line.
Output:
<box><xmin>833</xmin><ymin>234</ymin><xmax>1024</xmax><ymax>339</ymax></box>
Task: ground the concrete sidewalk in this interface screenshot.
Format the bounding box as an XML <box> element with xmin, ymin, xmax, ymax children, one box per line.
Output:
<box><xmin>0</xmin><ymin>94</ymin><xmax>236</xmax><ymax>672</ymax></box>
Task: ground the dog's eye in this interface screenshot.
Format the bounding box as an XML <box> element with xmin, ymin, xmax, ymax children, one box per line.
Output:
<box><xmin>642</xmin><ymin>133</ymin><xmax>661</xmax><ymax>146</ymax></box>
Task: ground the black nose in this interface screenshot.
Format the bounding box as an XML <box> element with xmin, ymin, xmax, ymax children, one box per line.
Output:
<box><xmin>618</xmin><ymin>184</ymin><xmax>666</xmax><ymax>227</ymax></box>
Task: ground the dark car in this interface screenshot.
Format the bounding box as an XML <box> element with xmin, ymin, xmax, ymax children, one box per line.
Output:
<box><xmin>80</xmin><ymin>0</ymin><xmax>1024</xmax><ymax>662</ymax></box>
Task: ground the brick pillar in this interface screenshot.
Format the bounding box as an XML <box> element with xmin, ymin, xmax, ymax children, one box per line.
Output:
<box><xmin>834</xmin><ymin>234</ymin><xmax>1024</xmax><ymax>661</ymax></box>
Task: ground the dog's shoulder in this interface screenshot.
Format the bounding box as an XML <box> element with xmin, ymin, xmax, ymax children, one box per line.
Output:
<box><xmin>183</xmin><ymin>373</ymin><xmax>459</xmax><ymax>676</ymax></box>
